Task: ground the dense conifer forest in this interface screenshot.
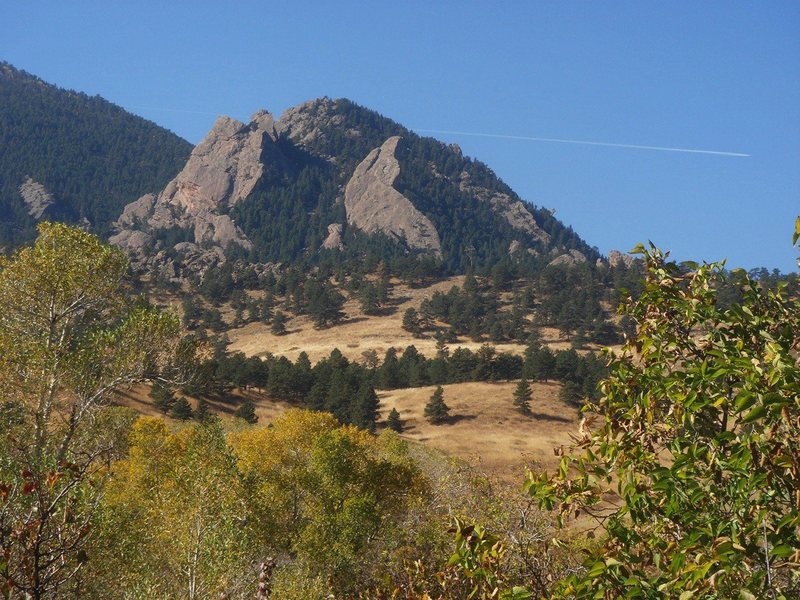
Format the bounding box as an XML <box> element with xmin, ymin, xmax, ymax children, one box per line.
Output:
<box><xmin>0</xmin><ymin>62</ymin><xmax>191</xmax><ymax>246</ymax></box>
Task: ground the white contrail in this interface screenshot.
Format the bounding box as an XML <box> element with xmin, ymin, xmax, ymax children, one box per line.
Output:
<box><xmin>414</xmin><ymin>128</ymin><xmax>750</xmax><ymax>157</ymax></box>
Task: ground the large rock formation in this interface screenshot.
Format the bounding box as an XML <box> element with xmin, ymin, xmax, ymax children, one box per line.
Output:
<box><xmin>548</xmin><ymin>249</ymin><xmax>588</xmax><ymax>267</ymax></box>
<box><xmin>275</xmin><ymin>98</ymin><xmax>362</xmax><ymax>157</ymax></box>
<box><xmin>458</xmin><ymin>172</ymin><xmax>550</xmax><ymax>245</ymax></box>
<box><xmin>18</xmin><ymin>178</ymin><xmax>54</xmax><ymax>219</ymax></box>
<box><xmin>111</xmin><ymin>110</ymin><xmax>284</xmax><ymax>273</ymax></box>
<box><xmin>607</xmin><ymin>249</ymin><xmax>636</xmax><ymax>268</ymax></box>
<box><xmin>344</xmin><ymin>137</ymin><xmax>441</xmax><ymax>255</ymax></box>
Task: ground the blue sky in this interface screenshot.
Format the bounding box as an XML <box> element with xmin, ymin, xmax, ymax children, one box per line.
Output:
<box><xmin>3</xmin><ymin>1</ymin><xmax>798</xmax><ymax>271</ymax></box>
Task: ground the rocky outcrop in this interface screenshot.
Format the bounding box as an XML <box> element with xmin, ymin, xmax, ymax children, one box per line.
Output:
<box><xmin>607</xmin><ymin>250</ymin><xmax>635</xmax><ymax>268</ymax></box>
<box><xmin>344</xmin><ymin>137</ymin><xmax>441</xmax><ymax>255</ymax></box>
<box><xmin>154</xmin><ymin>111</ymin><xmax>277</xmax><ymax>215</ymax></box>
<box><xmin>459</xmin><ymin>172</ymin><xmax>550</xmax><ymax>245</ymax></box>
<box><xmin>111</xmin><ymin>110</ymin><xmax>286</xmax><ymax>273</ymax></box>
<box><xmin>548</xmin><ymin>249</ymin><xmax>588</xmax><ymax>267</ymax></box>
<box><xmin>276</xmin><ymin>98</ymin><xmax>362</xmax><ymax>155</ymax></box>
<box><xmin>321</xmin><ymin>223</ymin><xmax>344</xmax><ymax>251</ymax></box>
<box><xmin>19</xmin><ymin>178</ymin><xmax>54</xmax><ymax>219</ymax></box>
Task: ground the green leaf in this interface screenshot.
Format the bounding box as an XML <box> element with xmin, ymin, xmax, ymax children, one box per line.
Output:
<box><xmin>793</xmin><ymin>216</ymin><xmax>800</xmax><ymax>245</ymax></box>
<box><xmin>769</xmin><ymin>544</ymin><xmax>794</xmax><ymax>558</ymax></box>
<box><xmin>742</xmin><ymin>404</ymin><xmax>767</xmax><ymax>423</ymax></box>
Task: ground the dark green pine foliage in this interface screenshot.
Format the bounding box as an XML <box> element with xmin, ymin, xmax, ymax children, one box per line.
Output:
<box><xmin>304</xmin><ymin>276</ymin><xmax>346</xmax><ymax>328</ymax></box>
<box><xmin>233</xmin><ymin>399</ymin><xmax>258</xmax><ymax>424</ymax></box>
<box><xmin>359</xmin><ymin>283</ymin><xmax>381</xmax><ymax>315</ymax></box>
<box><xmin>195</xmin><ymin>398</ymin><xmax>210</xmax><ymax>422</ymax></box>
<box><xmin>270</xmin><ymin>311</ymin><xmax>288</xmax><ymax>335</ymax></box>
<box><xmin>149</xmin><ymin>383</ymin><xmax>176</xmax><ymax>414</ymax></box>
<box><xmin>513</xmin><ymin>378</ymin><xmax>533</xmax><ymax>415</ymax></box>
<box><xmin>0</xmin><ymin>62</ymin><xmax>191</xmax><ymax>246</ymax></box>
<box><xmin>424</xmin><ymin>386</ymin><xmax>450</xmax><ymax>425</ymax></box>
<box><xmin>230</xmin><ymin>97</ymin><xmax>599</xmax><ymax>277</ymax></box>
<box><xmin>350</xmin><ymin>384</ymin><xmax>380</xmax><ymax>433</ymax></box>
<box><xmin>401</xmin><ymin>307</ymin><xmax>422</xmax><ymax>337</ymax></box>
<box><xmin>170</xmin><ymin>397</ymin><xmax>194</xmax><ymax>421</ymax></box>
<box><xmin>386</xmin><ymin>408</ymin><xmax>404</xmax><ymax>433</ymax></box>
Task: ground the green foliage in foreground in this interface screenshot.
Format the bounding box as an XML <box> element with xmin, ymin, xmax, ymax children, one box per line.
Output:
<box><xmin>0</xmin><ymin>223</ymin><xmax>188</xmax><ymax>598</ymax></box>
<box><xmin>528</xmin><ymin>232</ymin><xmax>800</xmax><ymax>598</ymax></box>
<box><xmin>0</xmin><ymin>221</ymin><xmax>575</xmax><ymax>597</ymax></box>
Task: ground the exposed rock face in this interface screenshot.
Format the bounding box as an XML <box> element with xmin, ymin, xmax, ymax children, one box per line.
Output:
<box><xmin>344</xmin><ymin>137</ymin><xmax>441</xmax><ymax>255</ymax></box>
<box><xmin>607</xmin><ymin>249</ymin><xmax>635</xmax><ymax>268</ymax></box>
<box><xmin>321</xmin><ymin>223</ymin><xmax>344</xmax><ymax>251</ymax></box>
<box><xmin>157</xmin><ymin>111</ymin><xmax>276</xmax><ymax>214</ymax></box>
<box><xmin>19</xmin><ymin>178</ymin><xmax>54</xmax><ymax>219</ymax></box>
<box><xmin>458</xmin><ymin>172</ymin><xmax>550</xmax><ymax>245</ymax></box>
<box><xmin>548</xmin><ymin>249</ymin><xmax>588</xmax><ymax>267</ymax></box>
<box><xmin>276</xmin><ymin>98</ymin><xmax>361</xmax><ymax>155</ymax></box>
<box><xmin>111</xmin><ymin>110</ymin><xmax>285</xmax><ymax>273</ymax></box>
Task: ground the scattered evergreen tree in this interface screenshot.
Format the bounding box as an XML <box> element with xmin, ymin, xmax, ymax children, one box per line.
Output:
<box><xmin>513</xmin><ymin>378</ymin><xmax>532</xmax><ymax>415</ymax></box>
<box><xmin>378</xmin><ymin>348</ymin><xmax>404</xmax><ymax>389</ymax></box>
<box><xmin>558</xmin><ymin>380</ymin><xmax>584</xmax><ymax>408</ymax></box>
<box><xmin>424</xmin><ymin>386</ymin><xmax>450</xmax><ymax>425</ymax></box>
<box><xmin>402</xmin><ymin>307</ymin><xmax>423</xmax><ymax>337</ymax></box>
<box><xmin>305</xmin><ymin>277</ymin><xmax>346</xmax><ymax>328</ymax></box>
<box><xmin>246</xmin><ymin>299</ymin><xmax>261</xmax><ymax>323</ymax></box>
<box><xmin>181</xmin><ymin>296</ymin><xmax>201</xmax><ymax>330</ymax></box>
<box><xmin>386</xmin><ymin>408</ymin><xmax>404</xmax><ymax>433</ymax></box>
<box><xmin>195</xmin><ymin>397</ymin><xmax>210</xmax><ymax>422</ymax></box>
<box><xmin>170</xmin><ymin>397</ymin><xmax>194</xmax><ymax>421</ymax></box>
<box><xmin>233</xmin><ymin>399</ymin><xmax>258</xmax><ymax>424</ymax></box>
<box><xmin>359</xmin><ymin>283</ymin><xmax>381</xmax><ymax>315</ymax></box>
<box><xmin>361</xmin><ymin>349</ymin><xmax>379</xmax><ymax>369</ymax></box>
<box><xmin>271</xmin><ymin>310</ymin><xmax>288</xmax><ymax>335</ymax></box>
<box><xmin>350</xmin><ymin>384</ymin><xmax>380</xmax><ymax>432</ymax></box>
<box><xmin>149</xmin><ymin>382</ymin><xmax>176</xmax><ymax>414</ymax></box>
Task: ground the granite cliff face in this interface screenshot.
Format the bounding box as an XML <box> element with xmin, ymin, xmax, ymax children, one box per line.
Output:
<box><xmin>110</xmin><ymin>97</ymin><xmax>598</xmax><ymax>276</ymax></box>
<box><xmin>344</xmin><ymin>136</ymin><xmax>441</xmax><ymax>255</ymax></box>
<box><xmin>111</xmin><ymin>111</ymin><xmax>284</xmax><ymax>272</ymax></box>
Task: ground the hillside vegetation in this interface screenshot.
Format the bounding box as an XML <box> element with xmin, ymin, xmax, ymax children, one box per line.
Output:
<box><xmin>0</xmin><ymin>62</ymin><xmax>191</xmax><ymax>246</ymax></box>
<box><xmin>0</xmin><ymin>219</ymin><xmax>798</xmax><ymax>600</ymax></box>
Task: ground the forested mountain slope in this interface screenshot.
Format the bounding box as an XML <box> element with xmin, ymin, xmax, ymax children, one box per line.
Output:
<box><xmin>0</xmin><ymin>62</ymin><xmax>192</xmax><ymax>246</ymax></box>
<box><xmin>113</xmin><ymin>96</ymin><xmax>600</xmax><ymax>279</ymax></box>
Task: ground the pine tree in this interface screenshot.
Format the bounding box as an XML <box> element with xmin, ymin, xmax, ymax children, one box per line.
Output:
<box><xmin>359</xmin><ymin>283</ymin><xmax>381</xmax><ymax>315</ymax></box>
<box><xmin>233</xmin><ymin>399</ymin><xmax>258</xmax><ymax>424</ymax></box>
<box><xmin>513</xmin><ymin>378</ymin><xmax>532</xmax><ymax>415</ymax></box>
<box><xmin>149</xmin><ymin>382</ymin><xmax>176</xmax><ymax>414</ymax></box>
<box><xmin>260</xmin><ymin>294</ymin><xmax>274</xmax><ymax>324</ymax></box>
<box><xmin>424</xmin><ymin>385</ymin><xmax>450</xmax><ymax>425</ymax></box>
<box><xmin>195</xmin><ymin>397</ymin><xmax>210</xmax><ymax>422</ymax></box>
<box><xmin>181</xmin><ymin>296</ymin><xmax>201</xmax><ymax>330</ymax></box>
<box><xmin>170</xmin><ymin>397</ymin><xmax>194</xmax><ymax>421</ymax></box>
<box><xmin>386</xmin><ymin>408</ymin><xmax>404</xmax><ymax>433</ymax></box>
<box><xmin>271</xmin><ymin>310</ymin><xmax>287</xmax><ymax>335</ymax></box>
<box><xmin>351</xmin><ymin>384</ymin><xmax>380</xmax><ymax>432</ymax></box>
<box><xmin>402</xmin><ymin>307</ymin><xmax>422</xmax><ymax>337</ymax></box>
